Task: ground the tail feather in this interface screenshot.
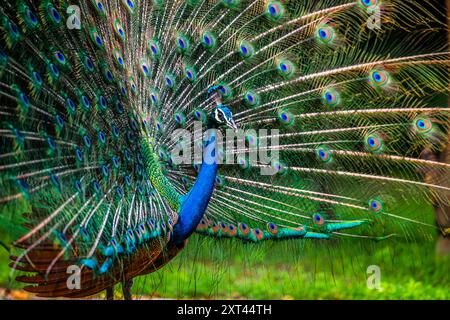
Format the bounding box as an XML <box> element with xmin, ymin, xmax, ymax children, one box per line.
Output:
<box><xmin>9</xmin><ymin>232</ymin><xmax>176</xmax><ymax>298</ymax></box>
<box><xmin>0</xmin><ymin>0</ymin><xmax>449</xmax><ymax>298</ymax></box>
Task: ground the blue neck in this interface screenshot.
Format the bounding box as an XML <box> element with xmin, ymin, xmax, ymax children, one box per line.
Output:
<box><xmin>172</xmin><ymin>128</ymin><xmax>218</xmax><ymax>245</ymax></box>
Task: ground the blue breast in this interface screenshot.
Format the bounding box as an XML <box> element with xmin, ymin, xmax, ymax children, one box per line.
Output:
<box><xmin>172</xmin><ymin>131</ymin><xmax>218</xmax><ymax>244</ymax></box>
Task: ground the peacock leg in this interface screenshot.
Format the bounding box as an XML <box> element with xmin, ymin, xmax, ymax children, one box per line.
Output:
<box><xmin>106</xmin><ymin>287</ymin><xmax>114</xmax><ymax>300</ymax></box>
<box><xmin>122</xmin><ymin>279</ymin><xmax>134</xmax><ymax>300</ymax></box>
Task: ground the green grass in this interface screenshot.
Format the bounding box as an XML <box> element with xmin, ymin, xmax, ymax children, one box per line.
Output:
<box><xmin>131</xmin><ymin>237</ymin><xmax>449</xmax><ymax>300</ymax></box>
<box><xmin>1</xmin><ymin>232</ymin><xmax>449</xmax><ymax>300</ymax></box>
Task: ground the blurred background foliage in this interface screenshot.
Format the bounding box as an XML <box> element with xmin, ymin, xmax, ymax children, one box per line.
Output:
<box><xmin>0</xmin><ymin>0</ymin><xmax>449</xmax><ymax>301</ymax></box>
<box><xmin>1</xmin><ymin>233</ymin><xmax>448</xmax><ymax>300</ymax></box>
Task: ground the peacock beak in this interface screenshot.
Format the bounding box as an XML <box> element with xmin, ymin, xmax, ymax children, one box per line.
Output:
<box><xmin>227</xmin><ymin>119</ymin><xmax>238</xmax><ymax>132</ymax></box>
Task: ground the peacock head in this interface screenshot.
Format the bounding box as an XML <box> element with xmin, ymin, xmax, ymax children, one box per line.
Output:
<box><xmin>207</xmin><ymin>85</ymin><xmax>238</xmax><ymax>131</ymax></box>
<box><xmin>211</xmin><ymin>105</ymin><xmax>237</xmax><ymax>131</ymax></box>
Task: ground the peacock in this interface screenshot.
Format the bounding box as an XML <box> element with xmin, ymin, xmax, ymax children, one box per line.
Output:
<box><xmin>0</xmin><ymin>0</ymin><xmax>449</xmax><ymax>300</ymax></box>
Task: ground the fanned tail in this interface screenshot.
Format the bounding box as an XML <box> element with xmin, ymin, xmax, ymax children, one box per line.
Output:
<box><xmin>156</xmin><ymin>0</ymin><xmax>450</xmax><ymax>242</ymax></box>
<box><xmin>0</xmin><ymin>0</ymin><xmax>449</xmax><ymax>298</ymax></box>
<box><xmin>9</xmin><ymin>229</ymin><xmax>179</xmax><ymax>298</ymax></box>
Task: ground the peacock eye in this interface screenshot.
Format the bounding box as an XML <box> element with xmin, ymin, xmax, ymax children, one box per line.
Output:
<box><xmin>316</xmin><ymin>25</ymin><xmax>335</xmax><ymax>45</ymax></box>
<box><xmin>414</xmin><ymin>117</ymin><xmax>433</xmax><ymax>134</ymax></box>
<box><xmin>369</xmin><ymin>198</ymin><xmax>384</xmax><ymax>213</ymax></box>
<box><xmin>360</xmin><ymin>0</ymin><xmax>379</xmax><ymax>8</ymax></box>
<box><xmin>216</xmin><ymin>110</ymin><xmax>224</xmax><ymax>122</ymax></box>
